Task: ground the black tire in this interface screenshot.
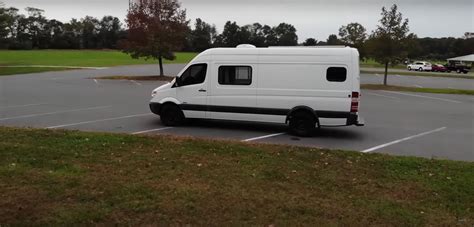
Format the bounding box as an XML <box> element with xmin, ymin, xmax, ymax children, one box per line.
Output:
<box><xmin>463</xmin><ymin>71</ymin><xmax>468</xmax><ymax>74</ymax></box>
<box><xmin>407</xmin><ymin>67</ymin><xmax>412</xmax><ymax>71</ymax></box>
<box><xmin>160</xmin><ymin>104</ymin><xmax>184</xmax><ymax>126</ymax></box>
<box><xmin>418</xmin><ymin>67</ymin><xmax>423</xmax><ymax>72</ymax></box>
<box><xmin>457</xmin><ymin>69</ymin><xmax>461</xmax><ymax>74</ymax></box>
<box><xmin>289</xmin><ymin>111</ymin><xmax>317</xmax><ymax>137</ymax></box>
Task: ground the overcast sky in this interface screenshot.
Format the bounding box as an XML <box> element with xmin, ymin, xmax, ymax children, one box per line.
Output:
<box><xmin>3</xmin><ymin>0</ymin><xmax>473</xmax><ymax>41</ymax></box>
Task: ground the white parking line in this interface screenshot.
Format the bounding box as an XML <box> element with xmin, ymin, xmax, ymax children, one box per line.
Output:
<box><xmin>132</xmin><ymin>127</ymin><xmax>173</xmax><ymax>135</ymax></box>
<box><xmin>242</xmin><ymin>132</ymin><xmax>286</xmax><ymax>142</ymax></box>
<box><xmin>366</xmin><ymin>92</ymin><xmax>400</xmax><ymax>100</ymax></box>
<box><xmin>47</xmin><ymin>113</ymin><xmax>153</xmax><ymax>129</ymax></box>
<box><xmin>93</xmin><ymin>79</ymin><xmax>100</xmax><ymax>85</ymax></box>
<box><xmin>362</xmin><ymin>127</ymin><xmax>447</xmax><ymax>153</ymax></box>
<box><xmin>396</xmin><ymin>75</ymin><xmax>402</xmax><ymax>78</ymax></box>
<box><xmin>0</xmin><ymin>106</ymin><xmax>111</xmax><ymax>121</ymax></box>
<box><xmin>382</xmin><ymin>91</ymin><xmax>461</xmax><ymax>103</ymax></box>
<box><xmin>131</xmin><ymin>80</ymin><xmax>142</xmax><ymax>86</ymax></box>
<box><xmin>414</xmin><ymin>85</ymin><xmax>423</xmax><ymax>88</ymax></box>
<box><xmin>0</xmin><ymin>103</ymin><xmax>46</xmax><ymax>109</ymax></box>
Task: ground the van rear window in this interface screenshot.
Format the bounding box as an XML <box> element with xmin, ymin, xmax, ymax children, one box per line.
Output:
<box><xmin>327</xmin><ymin>67</ymin><xmax>347</xmax><ymax>82</ymax></box>
<box><xmin>218</xmin><ymin>66</ymin><xmax>252</xmax><ymax>85</ymax></box>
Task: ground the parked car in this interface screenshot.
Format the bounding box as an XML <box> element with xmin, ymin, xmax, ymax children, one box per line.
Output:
<box><xmin>445</xmin><ymin>62</ymin><xmax>470</xmax><ymax>74</ymax></box>
<box><xmin>149</xmin><ymin>45</ymin><xmax>364</xmax><ymax>136</ymax></box>
<box><xmin>407</xmin><ymin>61</ymin><xmax>432</xmax><ymax>71</ymax></box>
<box><xmin>432</xmin><ymin>64</ymin><xmax>447</xmax><ymax>72</ymax></box>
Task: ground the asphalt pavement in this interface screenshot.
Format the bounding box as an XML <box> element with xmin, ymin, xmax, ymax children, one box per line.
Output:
<box><xmin>1</xmin><ymin>64</ymin><xmax>473</xmax><ymax>161</ymax></box>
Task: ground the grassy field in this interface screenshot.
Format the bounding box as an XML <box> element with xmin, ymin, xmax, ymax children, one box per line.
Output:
<box><xmin>361</xmin><ymin>69</ymin><xmax>474</xmax><ymax>79</ymax></box>
<box><xmin>0</xmin><ymin>127</ymin><xmax>472</xmax><ymax>225</ymax></box>
<box><xmin>0</xmin><ymin>50</ymin><xmax>197</xmax><ymax>76</ymax></box>
<box><xmin>362</xmin><ymin>84</ymin><xmax>474</xmax><ymax>95</ymax></box>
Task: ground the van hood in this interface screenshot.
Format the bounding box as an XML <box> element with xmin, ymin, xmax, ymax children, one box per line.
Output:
<box><xmin>151</xmin><ymin>81</ymin><xmax>173</xmax><ymax>97</ymax></box>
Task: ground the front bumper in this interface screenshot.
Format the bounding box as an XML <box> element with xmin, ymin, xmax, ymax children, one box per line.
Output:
<box><xmin>150</xmin><ymin>103</ymin><xmax>162</xmax><ymax>115</ymax></box>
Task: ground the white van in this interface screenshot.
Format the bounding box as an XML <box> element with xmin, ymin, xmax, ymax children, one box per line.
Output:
<box><xmin>149</xmin><ymin>45</ymin><xmax>364</xmax><ymax>136</ymax></box>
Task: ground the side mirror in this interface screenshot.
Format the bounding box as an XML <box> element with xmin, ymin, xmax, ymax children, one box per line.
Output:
<box><xmin>173</xmin><ymin>77</ymin><xmax>180</xmax><ymax>88</ymax></box>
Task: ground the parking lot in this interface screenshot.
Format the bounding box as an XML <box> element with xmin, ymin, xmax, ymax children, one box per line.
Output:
<box><xmin>1</xmin><ymin>64</ymin><xmax>473</xmax><ymax>161</ymax></box>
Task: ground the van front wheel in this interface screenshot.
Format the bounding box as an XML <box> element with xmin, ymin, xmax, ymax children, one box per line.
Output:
<box><xmin>289</xmin><ymin>111</ymin><xmax>316</xmax><ymax>137</ymax></box>
<box><xmin>160</xmin><ymin>104</ymin><xmax>184</xmax><ymax>126</ymax></box>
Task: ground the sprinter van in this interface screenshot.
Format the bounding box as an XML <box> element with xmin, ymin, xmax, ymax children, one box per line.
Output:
<box><xmin>149</xmin><ymin>45</ymin><xmax>364</xmax><ymax>136</ymax></box>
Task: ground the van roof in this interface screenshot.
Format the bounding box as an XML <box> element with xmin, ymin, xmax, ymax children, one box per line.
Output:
<box><xmin>199</xmin><ymin>46</ymin><xmax>358</xmax><ymax>56</ymax></box>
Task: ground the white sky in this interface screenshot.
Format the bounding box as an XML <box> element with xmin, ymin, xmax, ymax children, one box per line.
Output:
<box><xmin>4</xmin><ymin>0</ymin><xmax>474</xmax><ymax>41</ymax></box>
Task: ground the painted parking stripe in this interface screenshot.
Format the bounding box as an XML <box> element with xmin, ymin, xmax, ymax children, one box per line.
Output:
<box><xmin>131</xmin><ymin>80</ymin><xmax>142</xmax><ymax>86</ymax></box>
<box><xmin>414</xmin><ymin>85</ymin><xmax>423</xmax><ymax>88</ymax></box>
<box><xmin>361</xmin><ymin>127</ymin><xmax>447</xmax><ymax>153</ymax></box>
<box><xmin>132</xmin><ymin>127</ymin><xmax>173</xmax><ymax>135</ymax></box>
<box><xmin>47</xmin><ymin>113</ymin><xmax>153</xmax><ymax>129</ymax></box>
<box><xmin>242</xmin><ymin>132</ymin><xmax>286</xmax><ymax>142</ymax></box>
<box><xmin>366</xmin><ymin>92</ymin><xmax>400</xmax><ymax>100</ymax></box>
<box><xmin>0</xmin><ymin>106</ymin><xmax>111</xmax><ymax>121</ymax></box>
<box><xmin>382</xmin><ymin>91</ymin><xmax>461</xmax><ymax>103</ymax></box>
<box><xmin>0</xmin><ymin>103</ymin><xmax>46</xmax><ymax>109</ymax></box>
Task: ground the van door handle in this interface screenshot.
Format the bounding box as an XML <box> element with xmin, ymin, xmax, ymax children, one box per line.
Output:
<box><xmin>198</xmin><ymin>89</ymin><xmax>207</xmax><ymax>92</ymax></box>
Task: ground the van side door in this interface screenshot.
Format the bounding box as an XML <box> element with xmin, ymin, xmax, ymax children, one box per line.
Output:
<box><xmin>208</xmin><ymin>63</ymin><xmax>258</xmax><ymax>121</ymax></box>
<box><xmin>176</xmin><ymin>63</ymin><xmax>209</xmax><ymax>119</ymax></box>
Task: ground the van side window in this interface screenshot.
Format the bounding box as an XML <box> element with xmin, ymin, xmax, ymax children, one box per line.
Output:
<box><xmin>179</xmin><ymin>64</ymin><xmax>207</xmax><ymax>86</ymax></box>
<box><xmin>327</xmin><ymin>67</ymin><xmax>347</xmax><ymax>82</ymax></box>
<box><xmin>218</xmin><ymin>66</ymin><xmax>252</xmax><ymax>85</ymax></box>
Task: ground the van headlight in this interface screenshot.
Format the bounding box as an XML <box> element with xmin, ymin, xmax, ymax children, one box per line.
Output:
<box><xmin>151</xmin><ymin>90</ymin><xmax>158</xmax><ymax>97</ymax></box>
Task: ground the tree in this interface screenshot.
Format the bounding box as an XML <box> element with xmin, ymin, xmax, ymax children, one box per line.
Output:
<box><xmin>303</xmin><ymin>38</ymin><xmax>317</xmax><ymax>46</ymax></box>
<box><xmin>24</xmin><ymin>7</ymin><xmax>48</xmax><ymax>48</ymax></box>
<box><xmin>214</xmin><ymin>21</ymin><xmax>241</xmax><ymax>47</ymax></box>
<box><xmin>326</xmin><ymin>34</ymin><xmax>341</xmax><ymax>45</ymax></box>
<box><xmin>121</xmin><ymin>0</ymin><xmax>188</xmax><ymax>76</ymax></box>
<box><xmin>338</xmin><ymin>22</ymin><xmax>367</xmax><ymax>58</ymax></box>
<box><xmin>262</xmin><ymin>25</ymin><xmax>277</xmax><ymax>46</ymax></box>
<box><xmin>273</xmin><ymin>23</ymin><xmax>298</xmax><ymax>46</ymax></box>
<box><xmin>245</xmin><ymin>23</ymin><xmax>266</xmax><ymax>47</ymax></box>
<box><xmin>189</xmin><ymin>18</ymin><xmax>216</xmax><ymax>51</ymax></box>
<box><xmin>366</xmin><ymin>4</ymin><xmax>414</xmax><ymax>85</ymax></box>
<box><xmin>98</xmin><ymin>16</ymin><xmax>122</xmax><ymax>49</ymax></box>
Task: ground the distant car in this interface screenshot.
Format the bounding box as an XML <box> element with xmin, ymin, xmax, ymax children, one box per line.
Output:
<box><xmin>432</xmin><ymin>64</ymin><xmax>447</xmax><ymax>72</ymax></box>
<box><xmin>445</xmin><ymin>62</ymin><xmax>470</xmax><ymax>74</ymax></box>
<box><xmin>407</xmin><ymin>61</ymin><xmax>432</xmax><ymax>72</ymax></box>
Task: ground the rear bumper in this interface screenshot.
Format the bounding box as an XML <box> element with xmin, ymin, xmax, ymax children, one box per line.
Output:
<box><xmin>347</xmin><ymin>113</ymin><xmax>365</xmax><ymax>126</ymax></box>
<box><xmin>150</xmin><ymin>103</ymin><xmax>162</xmax><ymax>115</ymax></box>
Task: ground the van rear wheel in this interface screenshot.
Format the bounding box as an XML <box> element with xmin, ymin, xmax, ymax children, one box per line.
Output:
<box><xmin>160</xmin><ymin>104</ymin><xmax>184</xmax><ymax>126</ymax></box>
<box><xmin>289</xmin><ymin>111</ymin><xmax>316</xmax><ymax>137</ymax></box>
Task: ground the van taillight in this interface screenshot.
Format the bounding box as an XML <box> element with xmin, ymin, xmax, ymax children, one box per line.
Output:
<box><xmin>351</xmin><ymin>92</ymin><xmax>360</xmax><ymax>113</ymax></box>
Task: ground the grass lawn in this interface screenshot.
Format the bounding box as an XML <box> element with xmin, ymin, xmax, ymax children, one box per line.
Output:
<box><xmin>361</xmin><ymin>84</ymin><xmax>474</xmax><ymax>95</ymax></box>
<box><xmin>0</xmin><ymin>50</ymin><xmax>197</xmax><ymax>76</ymax></box>
<box><xmin>0</xmin><ymin>127</ymin><xmax>473</xmax><ymax>225</ymax></box>
<box><xmin>361</xmin><ymin>69</ymin><xmax>474</xmax><ymax>79</ymax></box>
<box><xmin>361</xmin><ymin>59</ymin><xmax>406</xmax><ymax>69</ymax></box>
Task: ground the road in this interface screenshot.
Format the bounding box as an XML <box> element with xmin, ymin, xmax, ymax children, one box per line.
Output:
<box><xmin>1</xmin><ymin>64</ymin><xmax>473</xmax><ymax>161</ymax></box>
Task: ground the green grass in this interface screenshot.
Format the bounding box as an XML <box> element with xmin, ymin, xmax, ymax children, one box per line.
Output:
<box><xmin>361</xmin><ymin>59</ymin><xmax>406</xmax><ymax>69</ymax></box>
<box><xmin>0</xmin><ymin>127</ymin><xmax>473</xmax><ymax>225</ymax></box>
<box><xmin>361</xmin><ymin>69</ymin><xmax>474</xmax><ymax>79</ymax></box>
<box><xmin>0</xmin><ymin>50</ymin><xmax>197</xmax><ymax>75</ymax></box>
<box><xmin>362</xmin><ymin>84</ymin><xmax>474</xmax><ymax>95</ymax></box>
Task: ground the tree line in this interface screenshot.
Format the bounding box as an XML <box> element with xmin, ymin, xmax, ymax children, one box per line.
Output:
<box><xmin>1</xmin><ymin>3</ymin><xmax>472</xmax><ymax>61</ymax></box>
